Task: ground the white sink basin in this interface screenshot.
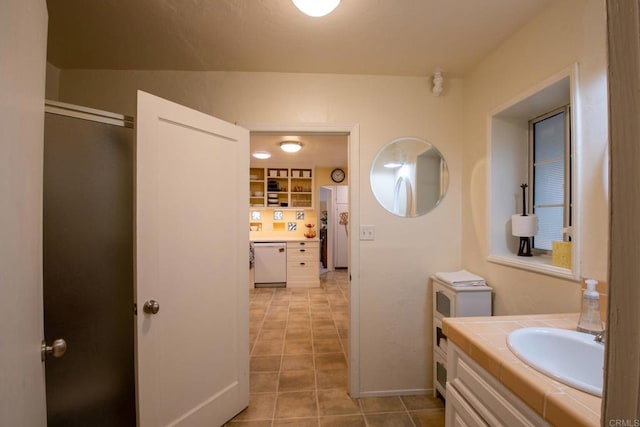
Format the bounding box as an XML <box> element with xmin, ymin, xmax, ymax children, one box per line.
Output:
<box><xmin>507</xmin><ymin>327</ymin><xmax>604</xmax><ymax>396</ymax></box>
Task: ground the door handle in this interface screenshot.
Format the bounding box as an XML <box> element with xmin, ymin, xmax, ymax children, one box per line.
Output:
<box><xmin>143</xmin><ymin>300</ymin><xmax>160</xmax><ymax>315</ymax></box>
<box><xmin>41</xmin><ymin>338</ymin><xmax>67</xmax><ymax>361</ymax></box>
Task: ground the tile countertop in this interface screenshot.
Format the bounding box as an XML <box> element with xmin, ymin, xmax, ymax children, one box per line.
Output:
<box><xmin>250</xmin><ymin>237</ymin><xmax>320</xmax><ymax>242</ymax></box>
<box><xmin>442</xmin><ymin>313</ymin><xmax>601</xmax><ymax>427</ymax></box>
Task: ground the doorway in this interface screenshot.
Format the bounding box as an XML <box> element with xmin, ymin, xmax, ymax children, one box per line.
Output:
<box><xmin>248</xmin><ymin>123</ymin><xmax>361</xmax><ymax>396</ymax></box>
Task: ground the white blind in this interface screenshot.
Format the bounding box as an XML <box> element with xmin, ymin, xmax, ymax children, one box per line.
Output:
<box><xmin>532</xmin><ymin>111</ymin><xmax>566</xmax><ymax>251</ymax></box>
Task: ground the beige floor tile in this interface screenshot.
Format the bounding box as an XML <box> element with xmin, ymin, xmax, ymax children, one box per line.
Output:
<box><xmin>319</xmin><ymin>414</ymin><xmax>366</xmax><ymax>426</ymax></box>
<box><xmin>288</xmin><ymin>320</ymin><xmax>312</xmax><ymax>329</ymax></box>
<box><xmin>400</xmin><ymin>395</ymin><xmax>445</xmax><ymax>410</ymax></box>
<box><xmin>282</xmin><ymin>354</ymin><xmax>314</xmax><ymax>371</ymax></box>
<box><xmin>250</xmin><ymin>355</ymin><xmax>282</xmax><ymax>372</ymax></box>
<box><xmin>265</xmin><ymin>312</ymin><xmax>288</xmax><ymax>322</ymax></box>
<box><xmin>313</xmin><ymin>329</ymin><xmax>340</xmax><ymax>340</ymax></box>
<box><xmin>252</xmin><ymin>339</ymin><xmax>284</xmax><ymax>356</ymax></box>
<box><xmin>275</xmin><ymin>391</ymin><xmax>318</xmax><ymax>418</ymax></box>
<box><xmin>278</xmin><ymin>370</ymin><xmax>316</xmax><ymax>391</ymax></box>
<box><xmin>317</xmin><ymin>389</ymin><xmax>361</xmax><ymax>416</ymax></box>
<box><xmin>364</xmin><ymin>412</ymin><xmax>414</xmax><ymax>427</ymax></box>
<box><xmin>289</xmin><ymin>303</ymin><xmax>310</xmax><ymax>312</ymax></box>
<box><xmin>409</xmin><ymin>409</ymin><xmax>446</xmax><ymax>427</ymax></box>
<box><xmin>358</xmin><ymin>396</ymin><xmax>405</xmax><ymax>413</ymax></box>
<box><xmin>313</xmin><ymin>338</ymin><xmax>343</xmax><ymax>354</ymax></box>
<box><xmin>289</xmin><ymin>313</ymin><xmax>312</xmax><ymax>322</ymax></box>
<box><xmin>312</xmin><ymin>311</ymin><xmax>333</xmax><ymax>320</ymax></box>
<box><xmin>273</xmin><ymin>418</ymin><xmax>319</xmax><ymax>426</ymax></box>
<box><xmin>250</xmin><ymin>372</ymin><xmax>279</xmax><ymax>393</ymax></box>
<box><xmin>284</xmin><ymin>338</ymin><xmax>313</xmax><ymax>355</ymax></box>
<box><xmin>316</xmin><ymin>369</ymin><xmax>347</xmax><ymax>389</ymax></box>
<box><xmin>286</xmin><ymin>328</ymin><xmax>312</xmax><ymax>340</ymax></box>
<box><xmin>312</xmin><ymin>319</ymin><xmax>336</xmax><ymax>329</ymax></box>
<box><xmin>226</xmin><ymin>419</ymin><xmax>273</xmax><ymax>426</ymax></box>
<box><xmin>315</xmin><ymin>353</ymin><xmax>347</xmax><ymax>370</ymax></box>
<box><xmin>262</xmin><ymin>320</ymin><xmax>287</xmax><ymax>330</ymax></box>
<box><xmin>259</xmin><ymin>328</ymin><xmax>286</xmax><ymax>340</ymax></box>
<box><xmin>231</xmin><ymin>393</ymin><xmax>276</xmax><ymax>421</ymax></box>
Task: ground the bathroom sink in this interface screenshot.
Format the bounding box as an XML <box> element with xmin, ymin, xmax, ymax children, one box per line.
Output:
<box><xmin>507</xmin><ymin>327</ymin><xmax>604</xmax><ymax>396</ymax></box>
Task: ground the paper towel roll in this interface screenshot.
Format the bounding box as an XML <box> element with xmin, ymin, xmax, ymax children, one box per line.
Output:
<box><xmin>512</xmin><ymin>214</ymin><xmax>537</xmax><ymax>237</ymax></box>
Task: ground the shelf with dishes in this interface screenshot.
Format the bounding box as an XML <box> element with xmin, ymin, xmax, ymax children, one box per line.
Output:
<box><xmin>250</xmin><ymin>167</ymin><xmax>314</xmax><ymax>208</ymax></box>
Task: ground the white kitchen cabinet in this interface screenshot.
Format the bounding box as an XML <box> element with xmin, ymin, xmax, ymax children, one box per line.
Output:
<box><xmin>432</xmin><ymin>276</ymin><xmax>492</xmax><ymax>399</ymax></box>
<box><xmin>287</xmin><ymin>240</ymin><xmax>319</xmax><ymax>287</ymax></box>
<box><xmin>446</xmin><ymin>342</ymin><xmax>549</xmax><ymax>427</ymax></box>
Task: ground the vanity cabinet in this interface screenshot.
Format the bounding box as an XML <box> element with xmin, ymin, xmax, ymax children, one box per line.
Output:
<box><xmin>432</xmin><ymin>276</ymin><xmax>492</xmax><ymax>399</ymax></box>
<box><xmin>446</xmin><ymin>342</ymin><xmax>549</xmax><ymax>427</ymax></box>
<box><xmin>250</xmin><ymin>167</ymin><xmax>314</xmax><ymax>208</ymax></box>
<box><xmin>287</xmin><ymin>240</ymin><xmax>319</xmax><ymax>287</ymax></box>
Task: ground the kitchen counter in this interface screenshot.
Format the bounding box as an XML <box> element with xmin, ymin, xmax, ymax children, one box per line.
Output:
<box><xmin>250</xmin><ymin>237</ymin><xmax>319</xmax><ymax>242</ymax></box>
<box><xmin>442</xmin><ymin>313</ymin><xmax>600</xmax><ymax>427</ymax></box>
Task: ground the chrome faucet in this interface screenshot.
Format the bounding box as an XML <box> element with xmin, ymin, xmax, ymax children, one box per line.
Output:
<box><xmin>594</xmin><ymin>329</ymin><xmax>605</xmax><ymax>344</ymax></box>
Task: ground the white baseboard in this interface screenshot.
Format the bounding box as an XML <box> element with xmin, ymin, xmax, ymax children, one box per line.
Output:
<box><xmin>356</xmin><ymin>388</ymin><xmax>430</xmax><ymax>398</ymax></box>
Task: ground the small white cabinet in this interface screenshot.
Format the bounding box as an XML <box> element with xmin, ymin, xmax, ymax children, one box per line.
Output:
<box><xmin>446</xmin><ymin>342</ymin><xmax>549</xmax><ymax>427</ymax></box>
<box><xmin>432</xmin><ymin>276</ymin><xmax>492</xmax><ymax>399</ymax></box>
<box><xmin>287</xmin><ymin>241</ymin><xmax>319</xmax><ymax>287</ymax></box>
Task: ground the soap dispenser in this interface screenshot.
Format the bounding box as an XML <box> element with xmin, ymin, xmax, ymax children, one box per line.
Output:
<box><xmin>577</xmin><ymin>279</ymin><xmax>604</xmax><ymax>335</ymax></box>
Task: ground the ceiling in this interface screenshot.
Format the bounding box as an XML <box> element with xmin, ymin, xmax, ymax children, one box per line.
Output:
<box><xmin>46</xmin><ymin>0</ymin><xmax>552</xmax><ymax>77</ymax></box>
<box><xmin>250</xmin><ymin>133</ymin><xmax>348</xmax><ymax>168</ymax></box>
<box><xmin>45</xmin><ymin>0</ymin><xmax>553</xmax><ymax>168</ymax></box>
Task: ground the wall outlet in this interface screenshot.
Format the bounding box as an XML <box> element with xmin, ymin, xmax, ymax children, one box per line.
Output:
<box><xmin>360</xmin><ymin>225</ymin><xmax>375</xmax><ymax>241</ymax></box>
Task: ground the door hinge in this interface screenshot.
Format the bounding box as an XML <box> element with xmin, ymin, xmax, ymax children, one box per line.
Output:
<box><xmin>133</xmin><ymin>303</ymin><xmax>137</xmax><ymax>315</ymax></box>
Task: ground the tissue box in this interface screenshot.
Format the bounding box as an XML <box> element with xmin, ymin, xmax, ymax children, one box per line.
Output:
<box><xmin>552</xmin><ymin>241</ymin><xmax>572</xmax><ymax>268</ymax></box>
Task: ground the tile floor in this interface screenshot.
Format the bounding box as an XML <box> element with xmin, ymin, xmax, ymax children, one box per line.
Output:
<box><xmin>227</xmin><ymin>270</ymin><xmax>445</xmax><ymax>426</ymax></box>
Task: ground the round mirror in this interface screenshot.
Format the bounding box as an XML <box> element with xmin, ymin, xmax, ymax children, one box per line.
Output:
<box><xmin>370</xmin><ymin>137</ymin><xmax>449</xmax><ymax>217</ymax></box>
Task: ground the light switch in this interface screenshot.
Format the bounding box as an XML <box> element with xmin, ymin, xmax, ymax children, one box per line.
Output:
<box><xmin>360</xmin><ymin>225</ymin><xmax>375</xmax><ymax>241</ymax></box>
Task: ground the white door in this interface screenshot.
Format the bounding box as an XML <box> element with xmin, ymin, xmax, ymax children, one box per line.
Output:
<box><xmin>136</xmin><ymin>91</ymin><xmax>249</xmax><ymax>426</ymax></box>
<box><xmin>0</xmin><ymin>0</ymin><xmax>48</xmax><ymax>424</ymax></box>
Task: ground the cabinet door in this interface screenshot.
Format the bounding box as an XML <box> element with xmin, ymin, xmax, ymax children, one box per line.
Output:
<box><xmin>446</xmin><ymin>385</ymin><xmax>489</xmax><ymax>427</ymax></box>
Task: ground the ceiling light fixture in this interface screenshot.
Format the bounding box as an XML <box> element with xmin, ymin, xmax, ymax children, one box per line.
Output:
<box><xmin>252</xmin><ymin>151</ymin><xmax>271</xmax><ymax>160</ymax></box>
<box><xmin>292</xmin><ymin>0</ymin><xmax>341</xmax><ymax>17</ymax></box>
<box><xmin>280</xmin><ymin>141</ymin><xmax>302</xmax><ymax>153</ymax></box>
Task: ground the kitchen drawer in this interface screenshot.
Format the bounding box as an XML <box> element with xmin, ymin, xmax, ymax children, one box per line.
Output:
<box><xmin>287</xmin><ymin>246</ymin><xmax>318</xmax><ymax>262</ymax></box>
<box><xmin>287</xmin><ymin>241</ymin><xmax>319</xmax><ymax>249</ymax></box>
<box><xmin>287</xmin><ymin>261</ymin><xmax>319</xmax><ymax>283</ymax></box>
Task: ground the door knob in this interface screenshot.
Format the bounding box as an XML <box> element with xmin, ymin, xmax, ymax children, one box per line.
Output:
<box><xmin>41</xmin><ymin>338</ymin><xmax>67</xmax><ymax>361</ymax></box>
<box><xmin>143</xmin><ymin>300</ymin><xmax>160</xmax><ymax>315</ymax></box>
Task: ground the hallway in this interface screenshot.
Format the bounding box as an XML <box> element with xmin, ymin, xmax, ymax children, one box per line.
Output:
<box><xmin>228</xmin><ymin>271</ymin><xmax>445</xmax><ymax>426</ymax></box>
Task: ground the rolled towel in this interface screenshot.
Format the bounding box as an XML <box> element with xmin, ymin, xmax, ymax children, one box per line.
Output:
<box><xmin>435</xmin><ymin>269</ymin><xmax>486</xmax><ymax>287</ymax></box>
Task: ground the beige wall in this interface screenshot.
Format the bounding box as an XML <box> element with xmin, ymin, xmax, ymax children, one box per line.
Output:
<box><xmin>57</xmin><ymin>71</ymin><xmax>464</xmax><ymax>394</ymax></box>
<box><xmin>460</xmin><ymin>0</ymin><xmax>608</xmax><ymax>315</ymax></box>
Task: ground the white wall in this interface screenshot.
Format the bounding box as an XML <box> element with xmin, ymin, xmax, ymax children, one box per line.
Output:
<box><xmin>461</xmin><ymin>0</ymin><xmax>608</xmax><ymax>314</ymax></box>
<box><xmin>57</xmin><ymin>71</ymin><xmax>464</xmax><ymax>394</ymax></box>
<box><xmin>0</xmin><ymin>0</ymin><xmax>48</xmax><ymax>423</ymax></box>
